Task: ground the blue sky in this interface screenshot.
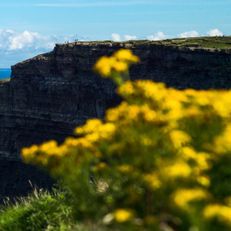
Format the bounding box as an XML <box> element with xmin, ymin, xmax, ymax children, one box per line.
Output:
<box><xmin>0</xmin><ymin>0</ymin><xmax>230</xmax><ymax>67</ymax></box>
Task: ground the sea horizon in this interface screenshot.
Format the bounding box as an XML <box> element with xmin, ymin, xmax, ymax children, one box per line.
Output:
<box><xmin>0</xmin><ymin>68</ymin><xmax>11</xmax><ymax>80</ymax></box>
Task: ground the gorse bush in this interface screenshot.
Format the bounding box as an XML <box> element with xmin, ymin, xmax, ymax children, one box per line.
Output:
<box><xmin>22</xmin><ymin>49</ymin><xmax>231</xmax><ymax>231</ymax></box>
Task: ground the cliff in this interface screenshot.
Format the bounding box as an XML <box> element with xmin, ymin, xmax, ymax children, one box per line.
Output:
<box><xmin>0</xmin><ymin>39</ymin><xmax>231</xmax><ymax>199</ymax></box>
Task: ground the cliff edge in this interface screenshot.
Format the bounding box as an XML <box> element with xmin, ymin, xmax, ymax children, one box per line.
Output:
<box><xmin>0</xmin><ymin>39</ymin><xmax>231</xmax><ymax>199</ymax></box>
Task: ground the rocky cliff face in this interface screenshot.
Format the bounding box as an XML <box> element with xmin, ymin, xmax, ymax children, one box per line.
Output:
<box><xmin>0</xmin><ymin>41</ymin><xmax>231</xmax><ymax>199</ymax></box>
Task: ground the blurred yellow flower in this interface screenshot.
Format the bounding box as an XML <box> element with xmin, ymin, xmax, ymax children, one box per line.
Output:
<box><xmin>163</xmin><ymin>161</ymin><xmax>191</xmax><ymax>179</ymax></box>
<box><xmin>76</xmin><ymin>119</ymin><xmax>102</xmax><ymax>135</ymax></box>
<box><xmin>113</xmin><ymin>61</ymin><xmax>128</xmax><ymax>73</ymax></box>
<box><xmin>40</xmin><ymin>140</ymin><xmax>58</xmax><ymax>155</ymax></box>
<box><xmin>197</xmin><ymin>176</ymin><xmax>210</xmax><ymax>187</ymax></box>
<box><xmin>94</xmin><ymin>49</ymin><xmax>139</xmax><ymax>82</ymax></box>
<box><xmin>22</xmin><ymin>145</ymin><xmax>39</xmax><ymax>161</ymax></box>
<box><xmin>170</xmin><ymin>130</ymin><xmax>191</xmax><ymax>148</ymax></box>
<box><xmin>213</xmin><ymin>125</ymin><xmax>231</xmax><ymax>153</ymax></box>
<box><xmin>204</xmin><ymin>204</ymin><xmax>231</xmax><ymax>225</ymax></box>
<box><xmin>114</xmin><ymin>49</ymin><xmax>139</xmax><ymax>63</ymax></box>
<box><xmin>94</xmin><ymin>56</ymin><xmax>113</xmax><ymax>77</ymax></box>
<box><xmin>113</xmin><ymin>209</ymin><xmax>133</xmax><ymax>223</ymax></box>
<box><xmin>117</xmin><ymin>164</ymin><xmax>133</xmax><ymax>173</ymax></box>
<box><xmin>144</xmin><ymin>173</ymin><xmax>161</xmax><ymax>190</ymax></box>
<box><xmin>173</xmin><ymin>188</ymin><xmax>208</xmax><ymax>209</ymax></box>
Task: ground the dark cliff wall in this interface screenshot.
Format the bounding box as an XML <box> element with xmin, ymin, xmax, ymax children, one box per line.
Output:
<box><xmin>0</xmin><ymin>41</ymin><xmax>231</xmax><ymax>199</ymax></box>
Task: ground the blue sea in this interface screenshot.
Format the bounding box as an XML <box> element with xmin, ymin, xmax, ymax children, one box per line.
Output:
<box><xmin>0</xmin><ymin>69</ymin><xmax>11</xmax><ymax>80</ymax></box>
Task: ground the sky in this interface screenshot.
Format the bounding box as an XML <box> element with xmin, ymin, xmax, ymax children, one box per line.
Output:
<box><xmin>0</xmin><ymin>0</ymin><xmax>231</xmax><ymax>67</ymax></box>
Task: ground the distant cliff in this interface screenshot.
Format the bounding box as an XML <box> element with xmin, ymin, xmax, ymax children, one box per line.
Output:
<box><xmin>0</xmin><ymin>39</ymin><xmax>231</xmax><ymax>199</ymax></box>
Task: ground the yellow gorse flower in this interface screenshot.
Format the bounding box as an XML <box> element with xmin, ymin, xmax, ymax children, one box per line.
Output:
<box><xmin>22</xmin><ymin>145</ymin><xmax>39</xmax><ymax>162</ymax></box>
<box><xmin>114</xmin><ymin>49</ymin><xmax>139</xmax><ymax>63</ymax></box>
<box><xmin>113</xmin><ymin>209</ymin><xmax>133</xmax><ymax>223</ymax></box>
<box><xmin>204</xmin><ymin>204</ymin><xmax>231</xmax><ymax>225</ymax></box>
<box><xmin>169</xmin><ymin>130</ymin><xmax>191</xmax><ymax>148</ymax></box>
<box><xmin>94</xmin><ymin>49</ymin><xmax>139</xmax><ymax>80</ymax></box>
<box><xmin>144</xmin><ymin>173</ymin><xmax>161</xmax><ymax>190</ymax></box>
<box><xmin>94</xmin><ymin>56</ymin><xmax>113</xmax><ymax>77</ymax></box>
<box><xmin>163</xmin><ymin>161</ymin><xmax>192</xmax><ymax>179</ymax></box>
<box><xmin>173</xmin><ymin>188</ymin><xmax>208</xmax><ymax>209</ymax></box>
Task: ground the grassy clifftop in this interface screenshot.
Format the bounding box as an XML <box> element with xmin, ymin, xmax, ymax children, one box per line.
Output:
<box><xmin>63</xmin><ymin>36</ymin><xmax>231</xmax><ymax>51</ymax></box>
<box><xmin>157</xmin><ymin>36</ymin><xmax>231</xmax><ymax>50</ymax></box>
<box><xmin>121</xmin><ymin>36</ymin><xmax>231</xmax><ymax>50</ymax></box>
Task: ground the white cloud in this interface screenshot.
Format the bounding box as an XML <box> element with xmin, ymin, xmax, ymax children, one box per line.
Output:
<box><xmin>111</xmin><ymin>33</ymin><xmax>138</xmax><ymax>41</ymax></box>
<box><xmin>9</xmin><ymin>31</ymin><xmax>48</xmax><ymax>50</ymax></box>
<box><xmin>147</xmin><ymin>32</ymin><xmax>166</xmax><ymax>41</ymax></box>
<box><xmin>0</xmin><ymin>29</ymin><xmax>82</xmax><ymax>67</ymax></box>
<box><xmin>0</xmin><ymin>29</ymin><xmax>83</xmax><ymax>52</ymax></box>
<box><xmin>207</xmin><ymin>28</ymin><xmax>223</xmax><ymax>37</ymax></box>
<box><xmin>0</xmin><ymin>30</ymin><xmax>14</xmax><ymax>49</ymax></box>
<box><xmin>111</xmin><ymin>33</ymin><xmax>121</xmax><ymax>42</ymax></box>
<box><xmin>124</xmin><ymin>35</ymin><xmax>137</xmax><ymax>41</ymax></box>
<box><xmin>179</xmin><ymin>31</ymin><xmax>200</xmax><ymax>38</ymax></box>
<box><xmin>0</xmin><ymin>29</ymin><xmax>57</xmax><ymax>51</ymax></box>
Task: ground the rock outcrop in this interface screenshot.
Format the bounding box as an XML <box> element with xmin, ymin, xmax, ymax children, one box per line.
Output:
<box><xmin>0</xmin><ymin>40</ymin><xmax>231</xmax><ymax>199</ymax></box>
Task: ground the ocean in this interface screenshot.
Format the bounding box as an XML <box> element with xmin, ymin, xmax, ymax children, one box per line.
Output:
<box><xmin>0</xmin><ymin>68</ymin><xmax>11</xmax><ymax>80</ymax></box>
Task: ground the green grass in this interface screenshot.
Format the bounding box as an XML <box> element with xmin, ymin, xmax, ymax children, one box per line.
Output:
<box><xmin>158</xmin><ymin>36</ymin><xmax>231</xmax><ymax>49</ymax></box>
<box><xmin>0</xmin><ymin>189</ymin><xmax>110</xmax><ymax>231</ymax></box>
<box><xmin>70</xmin><ymin>36</ymin><xmax>231</xmax><ymax>50</ymax></box>
<box><xmin>0</xmin><ymin>189</ymin><xmax>74</xmax><ymax>231</ymax></box>
<box><xmin>125</xmin><ymin>36</ymin><xmax>231</xmax><ymax>50</ymax></box>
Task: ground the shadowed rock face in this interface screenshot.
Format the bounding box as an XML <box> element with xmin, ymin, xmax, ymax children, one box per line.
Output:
<box><xmin>0</xmin><ymin>161</ymin><xmax>53</xmax><ymax>202</ymax></box>
<box><xmin>0</xmin><ymin>41</ymin><xmax>231</xmax><ymax>199</ymax></box>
